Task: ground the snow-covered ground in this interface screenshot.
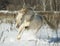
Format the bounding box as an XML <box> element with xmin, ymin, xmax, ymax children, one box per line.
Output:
<box><xmin>0</xmin><ymin>23</ymin><xmax>60</xmax><ymax>46</ymax></box>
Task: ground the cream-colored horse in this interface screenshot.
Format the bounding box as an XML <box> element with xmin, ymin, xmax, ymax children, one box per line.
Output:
<box><xmin>16</xmin><ymin>8</ymin><xmax>60</xmax><ymax>40</ymax></box>
<box><xmin>16</xmin><ymin>8</ymin><xmax>43</xmax><ymax>40</ymax></box>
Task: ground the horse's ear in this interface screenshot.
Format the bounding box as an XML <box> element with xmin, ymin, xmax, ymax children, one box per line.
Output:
<box><xmin>20</xmin><ymin>8</ymin><xmax>28</xmax><ymax>14</ymax></box>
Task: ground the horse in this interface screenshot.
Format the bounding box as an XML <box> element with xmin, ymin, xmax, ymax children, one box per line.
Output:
<box><xmin>15</xmin><ymin>7</ymin><xmax>60</xmax><ymax>40</ymax></box>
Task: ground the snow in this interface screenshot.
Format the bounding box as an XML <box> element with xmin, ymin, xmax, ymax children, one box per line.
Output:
<box><xmin>0</xmin><ymin>23</ymin><xmax>60</xmax><ymax>46</ymax></box>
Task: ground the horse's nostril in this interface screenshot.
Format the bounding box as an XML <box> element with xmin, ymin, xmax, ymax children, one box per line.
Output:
<box><xmin>25</xmin><ymin>26</ymin><xmax>29</xmax><ymax>29</ymax></box>
<box><xmin>16</xmin><ymin>25</ymin><xmax>20</xmax><ymax>28</ymax></box>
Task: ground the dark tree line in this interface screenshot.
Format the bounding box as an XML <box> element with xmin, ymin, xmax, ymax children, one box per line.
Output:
<box><xmin>0</xmin><ymin>0</ymin><xmax>60</xmax><ymax>11</ymax></box>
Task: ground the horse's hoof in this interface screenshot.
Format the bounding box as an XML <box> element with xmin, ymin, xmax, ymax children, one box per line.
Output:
<box><xmin>16</xmin><ymin>35</ymin><xmax>21</xmax><ymax>40</ymax></box>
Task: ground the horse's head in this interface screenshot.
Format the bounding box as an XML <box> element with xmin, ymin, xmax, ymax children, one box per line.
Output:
<box><xmin>16</xmin><ymin>7</ymin><xmax>35</xmax><ymax>29</ymax></box>
<box><xmin>15</xmin><ymin>8</ymin><xmax>28</xmax><ymax>28</ymax></box>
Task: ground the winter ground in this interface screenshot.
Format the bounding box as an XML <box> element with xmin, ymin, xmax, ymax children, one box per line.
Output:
<box><xmin>0</xmin><ymin>23</ymin><xmax>60</xmax><ymax>46</ymax></box>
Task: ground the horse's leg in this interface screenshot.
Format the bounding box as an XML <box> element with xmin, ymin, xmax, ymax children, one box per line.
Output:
<box><xmin>17</xmin><ymin>21</ymin><xmax>30</xmax><ymax>40</ymax></box>
<box><xmin>17</xmin><ymin>23</ymin><xmax>25</xmax><ymax>40</ymax></box>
